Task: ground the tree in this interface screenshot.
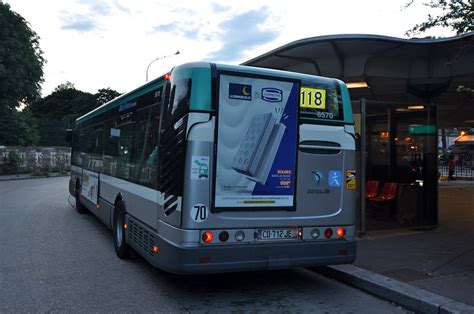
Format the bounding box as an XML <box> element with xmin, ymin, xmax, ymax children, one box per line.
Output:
<box><xmin>405</xmin><ymin>0</ymin><xmax>474</xmax><ymax>36</ymax></box>
<box><xmin>0</xmin><ymin>2</ymin><xmax>44</xmax><ymax>146</ymax></box>
<box><xmin>54</xmin><ymin>81</ymin><xmax>76</xmax><ymax>92</ymax></box>
<box><xmin>29</xmin><ymin>83</ymin><xmax>121</xmax><ymax>145</ymax></box>
<box><xmin>0</xmin><ymin>2</ymin><xmax>44</xmax><ymax>109</ymax></box>
<box><xmin>405</xmin><ymin>1</ymin><xmax>474</xmax><ymax>96</ymax></box>
<box><xmin>30</xmin><ymin>84</ymin><xmax>96</xmax><ymax>122</ymax></box>
<box><xmin>96</xmin><ymin>88</ymin><xmax>122</xmax><ymax>105</ymax></box>
<box><xmin>17</xmin><ymin>108</ymin><xmax>40</xmax><ymax>145</ymax></box>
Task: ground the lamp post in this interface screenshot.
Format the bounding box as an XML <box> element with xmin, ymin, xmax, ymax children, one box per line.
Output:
<box><xmin>146</xmin><ymin>50</ymin><xmax>180</xmax><ymax>82</ymax></box>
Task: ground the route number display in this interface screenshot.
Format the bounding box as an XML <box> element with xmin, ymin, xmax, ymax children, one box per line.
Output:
<box><xmin>300</xmin><ymin>87</ymin><xmax>326</xmax><ymax>110</ymax></box>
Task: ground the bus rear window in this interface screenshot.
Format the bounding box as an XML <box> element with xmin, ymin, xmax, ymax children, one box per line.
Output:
<box><xmin>299</xmin><ymin>79</ymin><xmax>343</xmax><ymax>121</ymax></box>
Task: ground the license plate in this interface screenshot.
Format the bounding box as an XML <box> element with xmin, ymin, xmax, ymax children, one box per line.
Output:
<box><xmin>257</xmin><ymin>228</ymin><xmax>299</xmax><ymax>241</ymax></box>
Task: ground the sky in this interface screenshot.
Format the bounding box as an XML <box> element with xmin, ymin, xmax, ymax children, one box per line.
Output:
<box><xmin>4</xmin><ymin>0</ymin><xmax>455</xmax><ymax>97</ymax></box>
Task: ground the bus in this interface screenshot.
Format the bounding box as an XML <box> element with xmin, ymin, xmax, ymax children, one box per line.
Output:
<box><xmin>68</xmin><ymin>62</ymin><xmax>357</xmax><ymax>274</ymax></box>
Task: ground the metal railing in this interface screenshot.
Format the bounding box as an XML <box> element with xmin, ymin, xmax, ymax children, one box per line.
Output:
<box><xmin>439</xmin><ymin>160</ymin><xmax>473</xmax><ymax>180</ymax></box>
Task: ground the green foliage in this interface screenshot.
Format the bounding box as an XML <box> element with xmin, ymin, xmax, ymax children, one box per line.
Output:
<box><xmin>28</xmin><ymin>84</ymin><xmax>121</xmax><ymax>146</ymax></box>
<box><xmin>0</xmin><ymin>3</ymin><xmax>43</xmax><ymax>146</ymax></box>
<box><xmin>30</xmin><ymin>85</ymin><xmax>97</xmax><ymax>123</ymax></box>
<box><xmin>406</xmin><ymin>0</ymin><xmax>474</xmax><ymax>36</ymax></box>
<box><xmin>17</xmin><ymin>108</ymin><xmax>40</xmax><ymax>145</ymax></box>
<box><xmin>2</xmin><ymin>151</ymin><xmax>21</xmax><ymax>174</ymax></box>
<box><xmin>96</xmin><ymin>88</ymin><xmax>122</xmax><ymax>105</ymax></box>
<box><xmin>54</xmin><ymin>81</ymin><xmax>76</xmax><ymax>92</ymax></box>
<box><xmin>0</xmin><ymin>2</ymin><xmax>44</xmax><ymax>109</ymax></box>
<box><xmin>0</xmin><ymin>106</ymin><xmax>40</xmax><ymax>146</ymax></box>
<box><xmin>0</xmin><ymin>106</ymin><xmax>16</xmax><ymax>145</ymax></box>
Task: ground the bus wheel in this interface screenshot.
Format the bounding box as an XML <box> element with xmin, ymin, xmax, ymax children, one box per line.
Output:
<box><xmin>75</xmin><ymin>185</ymin><xmax>87</xmax><ymax>214</ymax></box>
<box><xmin>113</xmin><ymin>201</ymin><xmax>130</xmax><ymax>259</ymax></box>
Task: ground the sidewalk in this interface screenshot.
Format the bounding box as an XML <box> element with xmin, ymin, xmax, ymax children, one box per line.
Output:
<box><xmin>319</xmin><ymin>181</ymin><xmax>474</xmax><ymax>313</ymax></box>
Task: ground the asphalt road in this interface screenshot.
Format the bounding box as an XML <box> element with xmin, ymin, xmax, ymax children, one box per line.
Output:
<box><xmin>0</xmin><ymin>177</ymin><xmax>408</xmax><ymax>313</ymax></box>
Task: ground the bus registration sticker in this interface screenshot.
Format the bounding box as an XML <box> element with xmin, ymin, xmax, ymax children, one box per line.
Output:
<box><xmin>300</xmin><ymin>87</ymin><xmax>326</xmax><ymax>110</ymax></box>
<box><xmin>257</xmin><ymin>228</ymin><xmax>299</xmax><ymax>241</ymax></box>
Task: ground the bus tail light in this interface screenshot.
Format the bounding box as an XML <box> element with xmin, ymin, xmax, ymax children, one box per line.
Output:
<box><xmin>218</xmin><ymin>231</ymin><xmax>229</xmax><ymax>242</ymax></box>
<box><xmin>311</xmin><ymin>228</ymin><xmax>320</xmax><ymax>239</ymax></box>
<box><xmin>324</xmin><ymin>228</ymin><xmax>333</xmax><ymax>238</ymax></box>
<box><xmin>337</xmin><ymin>227</ymin><xmax>346</xmax><ymax>238</ymax></box>
<box><xmin>202</xmin><ymin>231</ymin><xmax>213</xmax><ymax>243</ymax></box>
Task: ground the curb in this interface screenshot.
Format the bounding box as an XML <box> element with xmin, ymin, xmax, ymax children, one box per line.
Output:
<box><xmin>0</xmin><ymin>174</ymin><xmax>70</xmax><ymax>181</ymax></box>
<box><xmin>314</xmin><ymin>265</ymin><xmax>474</xmax><ymax>314</ymax></box>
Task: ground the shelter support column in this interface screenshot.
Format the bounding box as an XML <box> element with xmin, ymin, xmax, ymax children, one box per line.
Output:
<box><xmin>359</xmin><ymin>98</ymin><xmax>366</xmax><ymax>237</ymax></box>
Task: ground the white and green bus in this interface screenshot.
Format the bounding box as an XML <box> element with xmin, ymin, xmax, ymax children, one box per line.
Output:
<box><xmin>69</xmin><ymin>62</ymin><xmax>357</xmax><ymax>274</ymax></box>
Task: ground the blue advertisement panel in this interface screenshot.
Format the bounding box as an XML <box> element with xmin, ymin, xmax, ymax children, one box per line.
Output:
<box><xmin>214</xmin><ymin>74</ymin><xmax>298</xmax><ymax>208</ymax></box>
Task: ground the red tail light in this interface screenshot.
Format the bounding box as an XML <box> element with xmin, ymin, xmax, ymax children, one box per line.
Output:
<box><xmin>324</xmin><ymin>228</ymin><xmax>333</xmax><ymax>238</ymax></box>
<box><xmin>202</xmin><ymin>231</ymin><xmax>213</xmax><ymax>243</ymax></box>
<box><xmin>218</xmin><ymin>231</ymin><xmax>229</xmax><ymax>242</ymax></box>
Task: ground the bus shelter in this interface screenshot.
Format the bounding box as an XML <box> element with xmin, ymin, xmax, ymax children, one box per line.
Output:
<box><xmin>243</xmin><ymin>33</ymin><xmax>474</xmax><ymax>234</ymax></box>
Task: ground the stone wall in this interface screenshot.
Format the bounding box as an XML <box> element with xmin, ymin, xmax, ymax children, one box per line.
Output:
<box><xmin>0</xmin><ymin>146</ymin><xmax>71</xmax><ymax>174</ymax></box>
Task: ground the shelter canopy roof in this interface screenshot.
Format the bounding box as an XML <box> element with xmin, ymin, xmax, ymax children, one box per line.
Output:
<box><xmin>243</xmin><ymin>33</ymin><xmax>474</xmax><ymax>128</ymax></box>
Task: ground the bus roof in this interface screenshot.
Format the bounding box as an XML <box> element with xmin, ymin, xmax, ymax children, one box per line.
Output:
<box><xmin>76</xmin><ymin>62</ymin><xmax>350</xmax><ymax>125</ymax></box>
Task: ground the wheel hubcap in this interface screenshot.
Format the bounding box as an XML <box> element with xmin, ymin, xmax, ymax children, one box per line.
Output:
<box><xmin>115</xmin><ymin>213</ymin><xmax>123</xmax><ymax>247</ymax></box>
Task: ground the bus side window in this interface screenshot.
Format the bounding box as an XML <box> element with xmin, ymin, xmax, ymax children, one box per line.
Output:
<box><xmin>103</xmin><ymin>118</ymin><xmax>119</xmax><ymax>177</ymax></box>
<box><xmin>135</xmin><ymin>105</ymin><xmax>160</xmax><ymax>187</ymax></box>
<box><xmin>115</xmin><ymin>114</ymin><xmax>135</xmax><ymax>181</ymax></box>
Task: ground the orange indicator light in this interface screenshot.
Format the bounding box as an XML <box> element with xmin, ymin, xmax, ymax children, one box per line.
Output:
<box><xmin>202</xmin><ymin>231</ymin><xmax>213</xmax><ymax>243</ymax></box>
<box><xmin>164</xmin><ymin>73</ymin><xmax>171</xmax><ymax>80</ymax></box>
<box><xmin>337</xmin><ymin>228</ymin><xmax>346</xmax><ymax>238</ymax></box>
<box><xmin>123</xmin><ymin>223</ymin><xmax>128</xmax><ymax>230</ymax></box>
<box><xmin>153</xmin><ymin>245</ymin><xmax>159</xmax><ymax>253</ymax></box>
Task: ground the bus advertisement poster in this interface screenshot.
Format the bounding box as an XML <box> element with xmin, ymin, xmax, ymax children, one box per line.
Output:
<box><xmin>214</xmin><ymin>74</ymin><xmax>298</xmax><ymax>208</ymax></box>
<box><xmin>81</xmin><ymin>169</ymin><xmax>99</xmax><ymax>204</ymax></box>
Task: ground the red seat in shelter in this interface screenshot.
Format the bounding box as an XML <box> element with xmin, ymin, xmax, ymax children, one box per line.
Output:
<box><xmin>371</xmin><ymin>182</ymin><xmax>398</xmax><ymax>202</ymax></box>
<box><xmin>365</xmin><ymin>180</ymin><xmax>379</xmax><ymax>199</ymax></box>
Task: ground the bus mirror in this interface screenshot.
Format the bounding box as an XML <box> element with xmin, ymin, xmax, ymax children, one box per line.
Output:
<box><xmin>65</xmin><ymin>129</ymin><xmax>73</xmax><ymax>145</ymax></box>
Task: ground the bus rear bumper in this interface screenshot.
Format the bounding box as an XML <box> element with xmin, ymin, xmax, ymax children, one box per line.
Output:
<box><xmin>152</xmin><ymin>237</ymin><xmax>356</xmax><ymax>274</ymax></box>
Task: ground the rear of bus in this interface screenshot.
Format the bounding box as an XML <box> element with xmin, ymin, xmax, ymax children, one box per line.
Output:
<box><xmin>136</xmin><ymin>62</ymin><xmax>356</xmax><ymax>273</ymax></box>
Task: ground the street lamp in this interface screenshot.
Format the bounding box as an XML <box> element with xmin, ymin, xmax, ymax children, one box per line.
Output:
<box><xmin>146</xmin><ymin>50</ymin><xmax>180</xmax><ymax>82</ymax></box>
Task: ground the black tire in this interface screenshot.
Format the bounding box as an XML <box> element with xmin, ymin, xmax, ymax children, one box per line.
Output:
<box><xmin>75</xmin><ymin>183</ymin><xmax>87</xmax><ymax>214</ymax></box>
<box><xmin>113</xmin><ymin>200</ymin><xmax>130</xmax><ymax>259</ymax></box>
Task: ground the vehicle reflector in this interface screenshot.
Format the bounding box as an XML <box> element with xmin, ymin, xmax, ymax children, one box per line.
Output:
<box><xmin>153</xmin><ymin>245</ymin><xmax>159</xmax><ymax>253</ymax></box>
<box><xmin>235</xmin><ymin>231</ymin><xmax>245</xmax><ymax>241</ymax></box>
<box><xmin>199</xmin><ymin>256</ymin><xmax>210</xmax><ymax>264</ymax></box>
<box><xmin>311</xmin><ymin>228</ymin><xmax>320</xmax><ymax>238</ymax></box>
<box><xmin>219</xmin><ymin>231</ymin><xmax>229</xmax><ymax>242</ymax></box>
<box><xmin>337</xmin><ymin>227</ymin><xmax>346</xmax><ymax>238</ymax></box>
<box><xmin>202</xmin><ymin>231</ymin><xmax>213</xmax><ymax>243</ymax></box>
<box><xmin>324</xmin><ymin>228</ymin><xmax>333</xmax><ymax>238</ymax></box>
<box><xmin>123</xmin><ymin>223</ymin><xmax>128</xmax><ymax>230</ymax></box>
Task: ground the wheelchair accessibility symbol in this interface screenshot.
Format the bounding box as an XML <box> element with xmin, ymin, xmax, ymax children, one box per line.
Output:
<box><xmin>328</xmin><ymin>170</ymin><xmax>342</xmax><ymax>187</ymax></box>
